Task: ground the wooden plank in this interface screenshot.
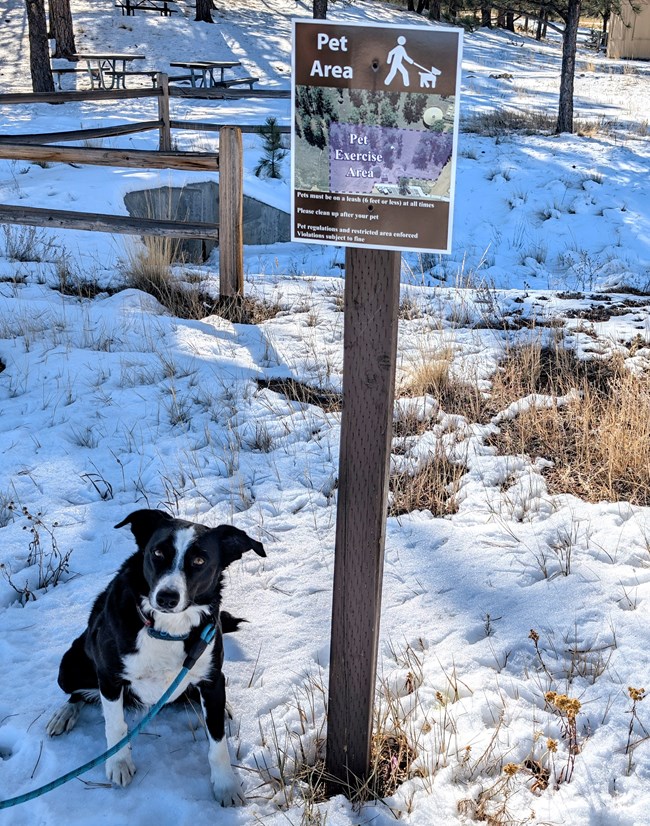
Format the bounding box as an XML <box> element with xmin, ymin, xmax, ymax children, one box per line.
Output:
<box><xmin>218</xmin><ymin>126</ymin><xmax>243</xmax><ymax>297</ymax></box>
<box><xmin>169</xmin><ymin>86</ymin><xmax>290</xmax><ymax>100</ymax></box>
<box><xmin>0</xmin><ymin>143</ymin><xmax>218</xmax><ymax>171</ymax></box>
<box><xmin>215</xmin><ymin>76</ymin><xmax>259</xmax><ymax>89</ymax></box>
<box><xmin>325</xmin><ymin>247</ymin><xmax>401</xmax><ymax>793</ymax></box>
<box><xmin>0</xmin><ymin>204</ymin><xmax>219</xmax><ymax>239</ymax></box>
<box><xmin>0</xmin><ymin>87</ymin><xmax>160</xmax><ymax>105</ymax></box>
<box><xmin>170</xmin><ymin>120</ymin><xmax>290</xmax><ymax>134</ymax></box>
<box><xmin>0</xmin><ymin>121</ymin><xmax>161</xmax><ymax>146</ymax></box>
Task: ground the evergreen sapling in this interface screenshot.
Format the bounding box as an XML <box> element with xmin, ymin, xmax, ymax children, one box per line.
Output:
<box><xmin>255</xmin><ymin>117</ymin><xmax>288</xmax><ymax>179</ymax></box>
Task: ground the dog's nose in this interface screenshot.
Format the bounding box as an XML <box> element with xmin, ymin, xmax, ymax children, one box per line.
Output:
<box><xmin>155</xmin><ymin>589</ymin><xmax>180</xmax><ymax>611</ymax></box>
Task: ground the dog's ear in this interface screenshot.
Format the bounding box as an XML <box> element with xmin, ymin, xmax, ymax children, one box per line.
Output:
<box><xmin>114</xmin><ymin>509</ymin><xmax>173</xmax><ymax>550</ymax></box>
<box><xmin>205</xmin><ymin>525</ymin><xmax>266</xmax><ymax>568</ymax></box>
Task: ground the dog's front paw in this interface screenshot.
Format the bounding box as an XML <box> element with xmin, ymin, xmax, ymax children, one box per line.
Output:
<box><xmin>211</xmin><ymin>770</ymin><xmax>244</xmax><ymax>807</ymax></box>
<box><xmin>47</xmin><ymin>702</ymin><xmax>81</xmax><ymax>737</ymax></box>
<box><xmin>106</xmin><ymin>751</ymin><xmax>136</xmax><ymax>787</ymax></box>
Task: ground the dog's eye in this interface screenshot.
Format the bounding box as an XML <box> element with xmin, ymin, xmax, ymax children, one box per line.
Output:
<box><xmin>152</xmin><ymin>548</ymin><xmax>164</xmax><ymax>559</ymax></box>
<box><xmin>192</xmin><ymin>556</ymin><xmax>205</xmax><ymax>566</ymax></box>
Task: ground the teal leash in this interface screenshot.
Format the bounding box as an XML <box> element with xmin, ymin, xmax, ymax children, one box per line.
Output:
<box><xmin>0</xmin><ymin>622</ymin><xmax>217</xmax><ymax>810</ymax></box>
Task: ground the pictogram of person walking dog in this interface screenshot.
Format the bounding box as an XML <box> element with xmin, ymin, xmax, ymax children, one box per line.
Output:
<box><xmin>385</xmin><ymin>35</ymin><xmax>442</xmax><ymax>89</ymax></box>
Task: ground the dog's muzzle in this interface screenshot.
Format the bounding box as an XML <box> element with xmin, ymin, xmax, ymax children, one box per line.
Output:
<box><xmin>153</xmin><ymin>588</ymin><xmax>181</xmax><ymax>612</ymax></box>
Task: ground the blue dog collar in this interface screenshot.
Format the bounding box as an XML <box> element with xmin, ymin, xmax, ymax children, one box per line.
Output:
<box><xmin>137</xmin><ymin>603</ymin><xmax>201</xmax><ymax>642</ymax></box>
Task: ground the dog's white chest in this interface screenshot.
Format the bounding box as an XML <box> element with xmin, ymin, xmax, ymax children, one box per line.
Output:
<box><xmin>123</xmin><ymin>630</ymin><xmax>213</xmax><ymax>706</ymax></box>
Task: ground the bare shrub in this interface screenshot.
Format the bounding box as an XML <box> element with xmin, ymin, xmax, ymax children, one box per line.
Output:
<box><xmin>2</xmin><ymin>225</ymin><xmax>56</xmax><ymax>263</ymax></box>
<box><xmin>0</xmin><ymin>504</ymin><xmax>72</xmax><ymax>603</ymax></box>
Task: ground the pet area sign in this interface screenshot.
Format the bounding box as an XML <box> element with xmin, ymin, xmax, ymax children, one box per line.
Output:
<box><xmin>291</xmin><ymin>19</ymin><xmax>463</xmax><ymax>254</ymax></box>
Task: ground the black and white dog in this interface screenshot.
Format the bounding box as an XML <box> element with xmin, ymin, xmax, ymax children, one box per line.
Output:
<box><xmin>46</xmin><ymin>509</ymin><xmax>265</xmax><ymax>806</ymax></box>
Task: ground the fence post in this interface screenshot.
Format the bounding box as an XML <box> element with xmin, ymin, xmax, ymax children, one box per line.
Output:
<box><xmin>218</xmin><ymin>125</ymin><xmax>244</xmax><ymax>298</ymax></box>
<box><xmin>157</xmin><ymin>73</ymin><xmax>171</xmax><ymax>151</ymax></box>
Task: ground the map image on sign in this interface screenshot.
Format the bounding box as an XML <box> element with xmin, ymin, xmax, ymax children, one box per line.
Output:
<box><xmin>294</xmin><ymin>87</ymin><xmax>456</xmax><ymax>201</ymax></box>
<box><xmin>329</xmin><ymin>122</ymin><xmax>453</xmax><ymax>197</ymax></box>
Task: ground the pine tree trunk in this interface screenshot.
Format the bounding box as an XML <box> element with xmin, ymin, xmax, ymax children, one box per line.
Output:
<box><xmin>428</xmin><ymin>0</ymin><xmax>441</xmax><ymax>20</ymax></box>
<box><xmin>313</xmin><ymin>0</ymin><xmax>327</xmax><ymax>18</ymax></box>
<box><xmin>195</xmin><ymin>0</ymin><xmax>213</xmax><ymax>23</ymax></box>
<box><xmin>49</xmin><ymin>0</ymin><xmax>76</xmax><ymax>59</ymax></box>
<box><xmin>556</xmin><ymin>0</ymin><xmax>581</xmax><ymax>134</ymax></box>
<box><xmin>481</xmin><ymin>4</ymin><xmax>492</xmax><ymax>27</ymax></box>
<box><xmin>25</xmin><ymin>0</ymin><xmax>55</xmax><ymax>92</ymax></box>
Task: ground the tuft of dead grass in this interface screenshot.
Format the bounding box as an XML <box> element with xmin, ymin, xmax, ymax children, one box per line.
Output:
<box><xmin>257</xmin><ymin>377</ymin><xmax>341</xmax><ymax>412</ymax></box>
<box><xmin>122</xmin><ymin>238</ymin><xmax>281</xmax><ymax>323</ymax></box>
<box><xmin>212</xmin><ymin>294</ymin><xmax>282</xmax><ymax>325</ymax></box>
<box><xmin>399</xmin><ymin>345</ymin><xmax>487</xmax><ymax>423</ymax></box>
<box><xmin>389</xmin><ymin>448</ymin><xmax>468</xmax><ymax>517</ymax></box>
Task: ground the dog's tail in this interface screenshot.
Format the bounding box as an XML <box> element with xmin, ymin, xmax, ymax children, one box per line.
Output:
<box><xmin>220</xmin><ymin>610</ymin><xmax>247</xmax><ymax>634</ymax></box>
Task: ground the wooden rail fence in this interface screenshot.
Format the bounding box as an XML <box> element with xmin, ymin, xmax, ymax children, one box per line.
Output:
<box><xmin>0</xmin><ymin>75</ymin><xmax>290</xmax><ymax>296</ymax></box>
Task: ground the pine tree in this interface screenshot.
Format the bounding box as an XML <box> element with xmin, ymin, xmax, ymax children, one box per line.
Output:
<box><xmin>25</xmin><ymin>0</ymin><xmax>54</xmax><ymax>92</ymax></box>
<box><xmin>254</xmin><ymin>117</ymin><xmax>288</xmax><ymax>179</ymax></box>
<box><xmin>49</xmin><ymin>0</ymin><xmax>76</xmax><ymax>59</ymax></box>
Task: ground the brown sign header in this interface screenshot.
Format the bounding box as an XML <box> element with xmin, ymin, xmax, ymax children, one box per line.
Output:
<box><xmin>294</xmin><ymin>20</ymin><xmax>460</xmax><ymax>97</ymax></box>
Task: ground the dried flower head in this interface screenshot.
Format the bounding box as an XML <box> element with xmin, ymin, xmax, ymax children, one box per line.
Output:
<box><xmin>529</xmin><ymin>629</ymin><xmax>540</xmax><ymax>644</ymax></box>
<box><xmin>503</xmin><ymin>763</ymin><xmax>520</xmax><ymax>776</ymax></box>
<box><xmin>546</xmin><ymin>738</ymin><xmax>558</xmax><ymax>753</ymax></box>
<box><xmin>545</xmin><ymin>692</ymin><xmax>581</xmax><ymax>718</ymax></box>
<box><xmin>628</xmin><ymin>687</ymin><xmax>646</xmax><ymax>702</ymax></box>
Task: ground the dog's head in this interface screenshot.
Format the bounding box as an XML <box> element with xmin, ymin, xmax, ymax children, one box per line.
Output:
<box><xmin>115</xmin><ymin>509</ymin><xmax>265</xmax><ymax>614</ymax></box>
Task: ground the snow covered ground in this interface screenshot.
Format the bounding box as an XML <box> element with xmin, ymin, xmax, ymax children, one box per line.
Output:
<box><xmin>0</xmin><ymin>1</ymin><xmax>649</xmax><ymax>825</ymax></box>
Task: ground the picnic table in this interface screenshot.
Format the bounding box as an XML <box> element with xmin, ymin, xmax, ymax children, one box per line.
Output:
<box><xmin>168</xmin><ymin>60</ymin><xmax>259</xmax><ymax>89</ymax></box>
<box><xmin>73</xmin><ymin>53</ymin><xmax>147</xmax><ymax>90</ymax></box>
<box><xmin>116</xmin><ymin>0</ymin><xmax>177</xmax><ymax>15</ymax></box>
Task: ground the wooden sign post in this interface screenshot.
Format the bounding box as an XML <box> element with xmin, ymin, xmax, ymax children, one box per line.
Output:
<box><xmin>325</xmin><ymin>246</ymin><xmax>401</xmax><ymax>790</ymax></box>
<box><xmin>291</xmin><ymin>18</ymin><xmax>462</xmax><ymax>793</ymax></box>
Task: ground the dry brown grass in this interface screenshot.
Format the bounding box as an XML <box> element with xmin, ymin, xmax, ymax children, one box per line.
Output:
<box><xmin>462</xmin><ymin>110</ymin><xmax>557</xmax><ymax>136</ymax></box>
<box><xmin>123</xmin><ymin>237</ymin><xmax>205</xmax><ymax>317</ymax></box>
<box><xmin>389</xmin><ymin>448</ymin><xmax>468</xmax><ymax>517</ymax></box>
<box><xmin>399</xmin><ymin>344</ymin><xmax>487</xmax><ymax>424</ymax></box>
<box><xmin>462</xmin><ymin>110</ymin><xmax>612</xmax><ymax>139</ymax></box>
<box><xmin>213</xmin><ymin>294</ymin><xmax>283</xmax><ymax>325</ymax></box>
<box><xmin>123</xmin><ymin>238</ymin><xmax>281</xmax><ymax>323</ymax></box>
<box><xmin>395</xmin><ymin>333</ymin><xmax>650</xmax><ymax>509</ymax></box>
<box><xmin>488</xmin><ymin>339</ymin><xmax>650</xmax><ymax>505</ymax></box>
<box><xmin>257</xmin><ymin>377</ymin><xmax>342</xmax><ymax>412</ymax></box>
